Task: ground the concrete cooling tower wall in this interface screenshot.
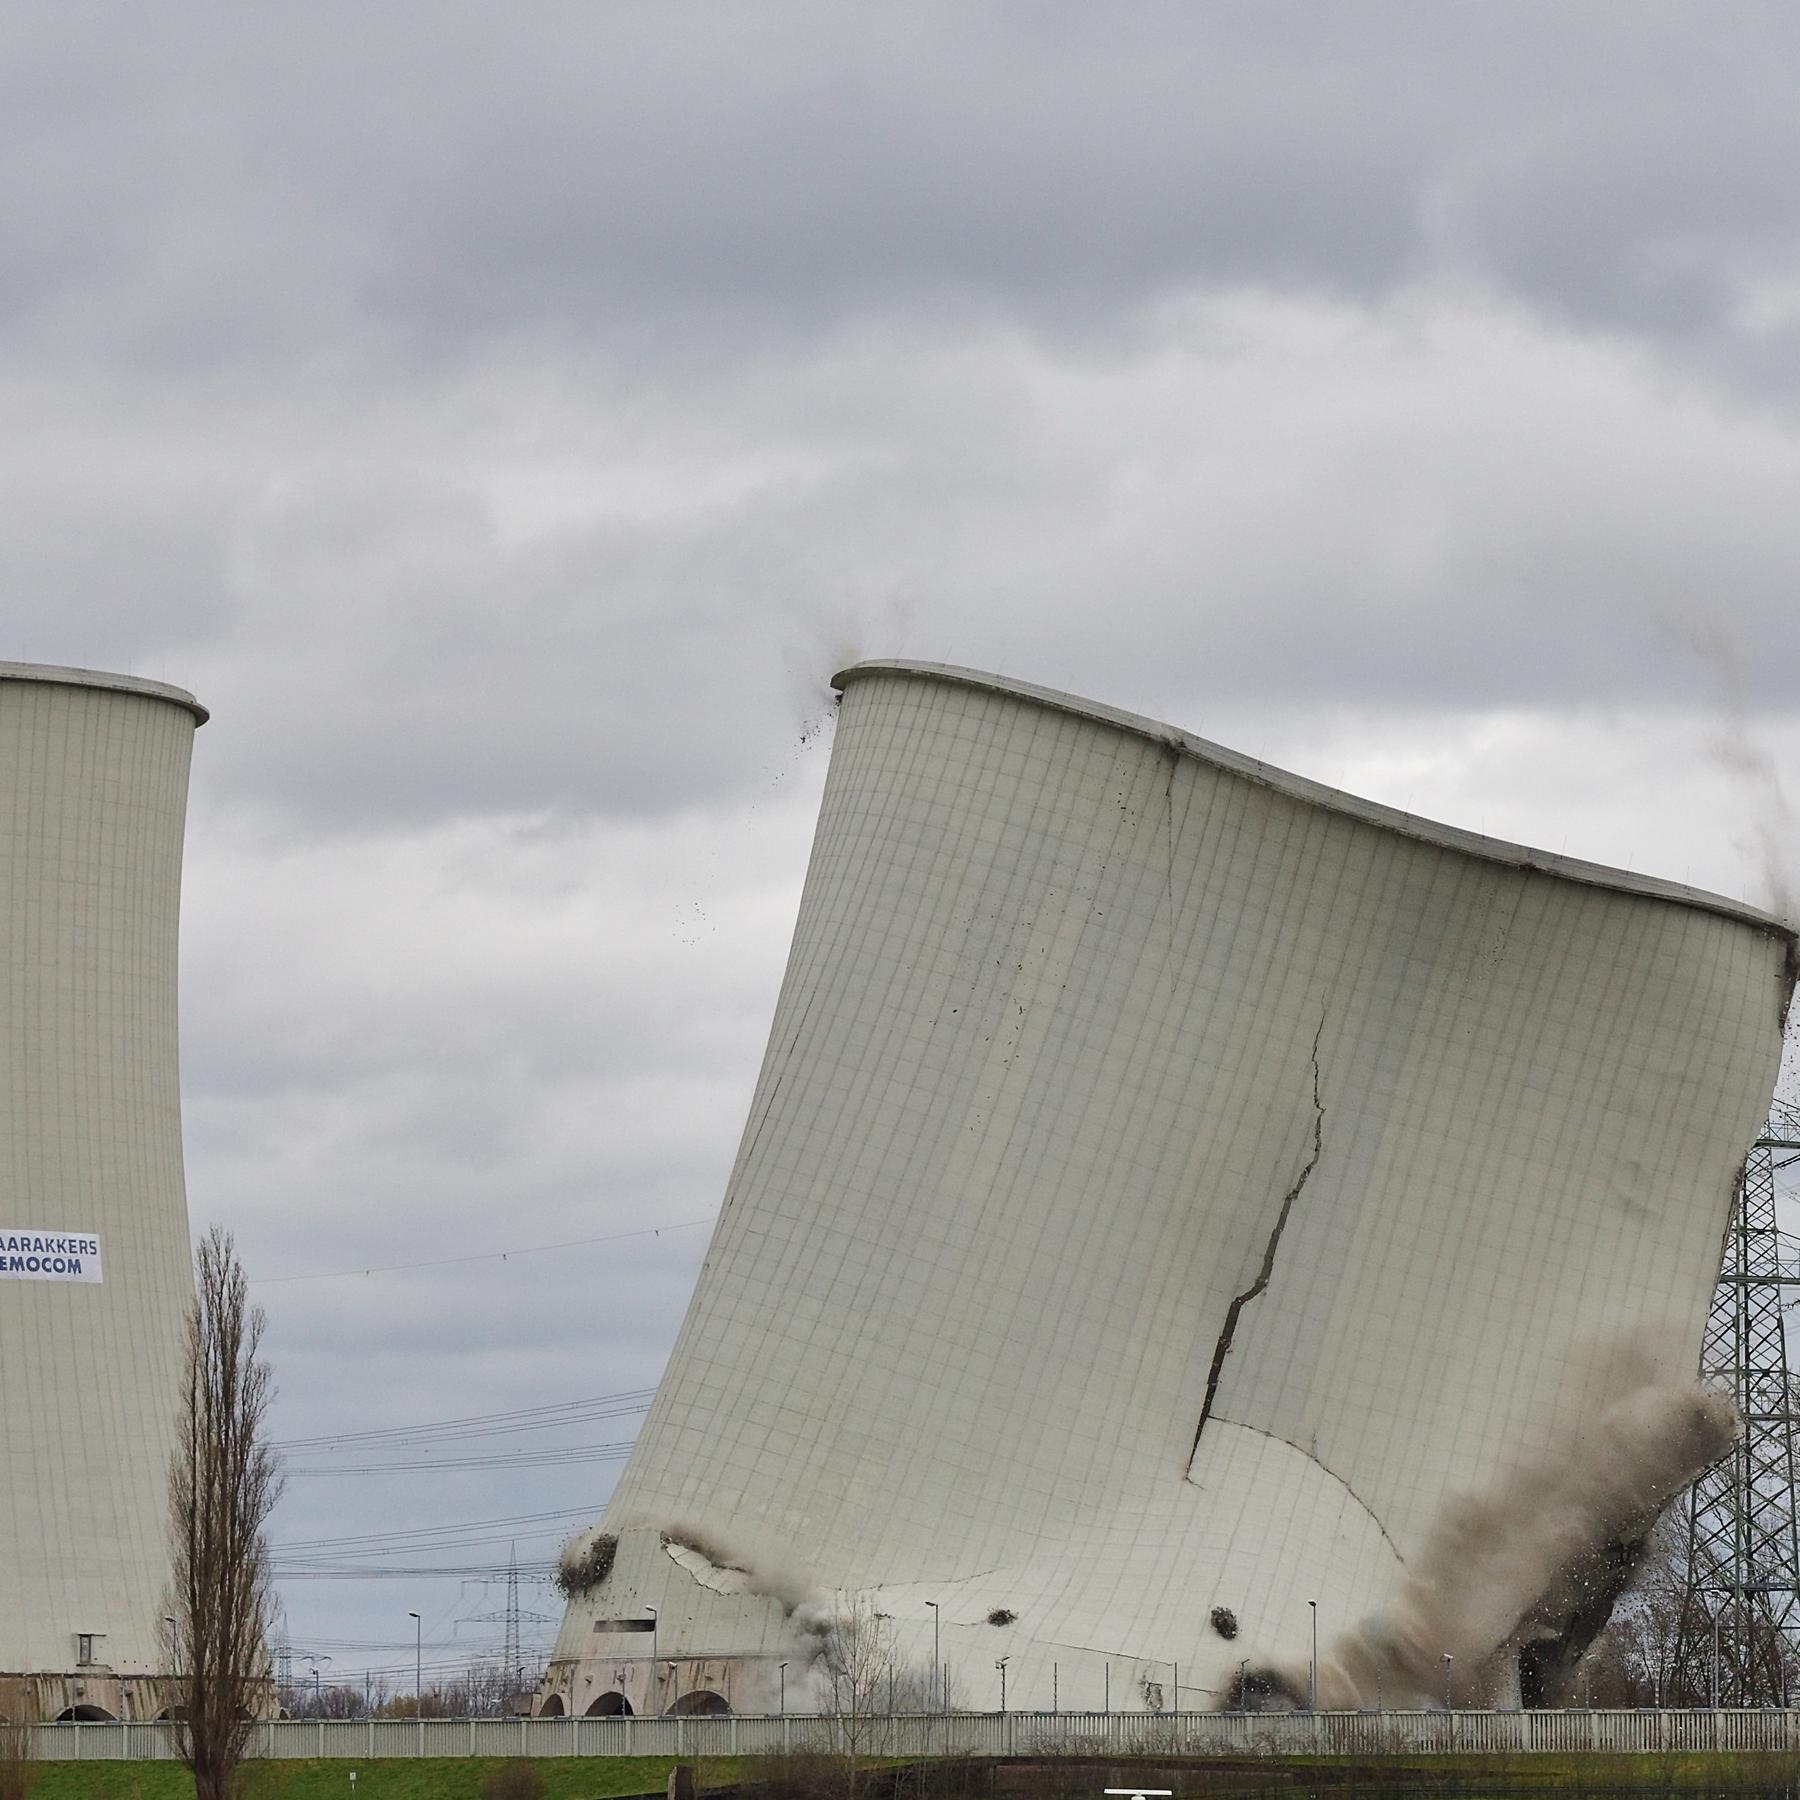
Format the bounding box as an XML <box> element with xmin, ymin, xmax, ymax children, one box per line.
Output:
<box><xmin>546</xmin><ymin>660</ymin><xmax>1797</xmax><ymax>1721</ymax></box>
<box><xmin>0</xmin><ymin>663</ymin><xmax>206</xmax><ymax>1723</ymax></box>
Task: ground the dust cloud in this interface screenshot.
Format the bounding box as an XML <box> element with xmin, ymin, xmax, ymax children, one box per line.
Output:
<box><xmin>1256</xmin><ymin>1374</ymin><xmax>1736</xmax><ymax>1709</ymax></box>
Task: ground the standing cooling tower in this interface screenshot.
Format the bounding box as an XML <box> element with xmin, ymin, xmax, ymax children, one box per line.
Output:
<box><xmin>547</xmin><ymin>661</ymin><xmax>1797</xmax><ymax>1719</ymax></box>
<box><xmin>0</xmin><ymin>663</ymin><xmax>207</xmax><ymax>1723</ymax></box>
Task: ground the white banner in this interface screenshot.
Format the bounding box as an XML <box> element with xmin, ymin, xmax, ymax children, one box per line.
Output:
<box><xmin>0</xmin><ymin>1230</ymin><xmax>103</xmax><ymax>1283</ymax></box>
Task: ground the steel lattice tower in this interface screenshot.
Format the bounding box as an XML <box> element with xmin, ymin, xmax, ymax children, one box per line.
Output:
<box><xmin>504</xmin><ymin>1544</ymin><xmax>521</xmax><ymax>1682</ymax></box>
<box><xmin>1670</xmin><ymin>1099</ymin><xmax>1800</xmax><ymax>1705</ymax></box>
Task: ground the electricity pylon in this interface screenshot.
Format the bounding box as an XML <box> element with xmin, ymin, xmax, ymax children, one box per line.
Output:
<box><xmin>465</xmin><ymin>1543</ymin><xmax>556</xmax><ymax>1710</ymax></box>
<box><xmin>1670</xmin><ymin>1099</ymin><xmax>1800</xmax><ymax>1705</ymax></box>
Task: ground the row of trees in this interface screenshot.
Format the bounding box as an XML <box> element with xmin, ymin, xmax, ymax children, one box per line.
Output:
<box><xmin>1577</xmin><ymin>1512</ymin><xmax>1800</xmax><ymax>1708</ymax></box>
<box><xmin>275</xmin><ymin>1665</ymin><xmax>545</xmax><ymax>1720</ymax></box>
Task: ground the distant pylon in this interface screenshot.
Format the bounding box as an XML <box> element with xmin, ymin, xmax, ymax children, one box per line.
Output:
<box><xmin>1670</xmin><ymin>1099</ymin><xmax>1800</xmax><ymax>1705</ymax></box>
<box><xmin>504</xmin><ymin>1542</ymin><xmax>520</xmax><ymax>1681</ymax></box>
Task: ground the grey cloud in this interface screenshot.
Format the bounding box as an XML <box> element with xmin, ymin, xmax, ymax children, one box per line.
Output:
<box><xmin>11</xmin><ymin>3</ymin><xmax>1800</xmax><ymax>373</ymax></box>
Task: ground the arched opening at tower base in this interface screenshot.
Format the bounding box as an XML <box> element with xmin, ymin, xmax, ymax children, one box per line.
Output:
<box><xmin>537</xmin><ymin>1694</ymin><xmax>565</xmax><ymax>1717</ymax></box>
<box><xmin>667</xmin><ymin>1689</ymin><xmax>730</xmax><ymax>1716</ymax></box>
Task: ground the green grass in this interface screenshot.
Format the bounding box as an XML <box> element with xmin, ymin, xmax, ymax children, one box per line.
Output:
<box><xmin>21</xmin><ymin>1756</ymin><xmax>756</xmax><ymax>1800</ymax></box>
<box><xmin>25</xmin><ymin>1750</ymin><xmax>1800</xmax><ymax>1800</ymax></box>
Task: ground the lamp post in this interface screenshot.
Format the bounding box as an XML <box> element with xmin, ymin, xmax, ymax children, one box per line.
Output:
<box><xmin>1236</xmin><ymin>1660</ymin><xmax>1248</xmax><ymax>1713</ymax></box>
<box><xmin>778</xmin><ymin>1662</ymin><xmax>787</xmax><ymax>1716</ymax></box>
<box><xmin>165</xmin><ymin>1617</ymin><xmax>180</xmax><ymax>1717</ymax></box>
<box><xmin>308</xmin><ymin>1656</ymin><xmax>332</xmax><ymax>1716</ymax></box>
<box><xmin>996</xmin><ymin>1657</ymin><xmax>1009</xmax><ymax>1714</ymax></box>
<box><xmin>407</xmin><ymin>1612</ymin><xmax>421</xmax><ymax>1747</ymax></box>
<box><xmin>646</xmin><ymin>1606</ymin><xmax>658</xmax><ymax>1714</ymax></box>
<box><xmin>1442</xmin><ymin>1654</ymin><xmax>1453</xmax><ymax>1712</ymax></box>
<box><xmin>1713</xmin><ymin>1613</ymin><xmax>1723</xmax><ymax>1710</ymax></box>
<box><xmin>1308</xmin><ymin>1600</ymin><xmax>1318</xmax><ymax>1712</ymax></box>
<box><xmin>925</xmin><ymin>1602</ymin><xmax>939</xmax><ymax>1713</ymax></box>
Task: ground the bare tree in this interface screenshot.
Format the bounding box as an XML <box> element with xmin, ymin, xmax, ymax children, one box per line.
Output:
<box><xmin>819</xmin><ymin>1592</ymin><xmax>902</xmax><ymax>1800</ymax></box>
<box><xmin>162</xmin><ymin>1227</ymin><xmax>284</xmax><ymax>1800</ymax></box>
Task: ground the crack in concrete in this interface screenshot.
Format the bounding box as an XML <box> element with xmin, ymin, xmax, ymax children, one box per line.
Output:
<box><xmin>1195</xmin><ymin>1415</ymin><xmax>1405</xmax><ymax>1564</ymax></box>
<box><xmin>1189</xmin><ymin>1013</ymin><xmax>1326</xmax><ymax>1460</ymax></box>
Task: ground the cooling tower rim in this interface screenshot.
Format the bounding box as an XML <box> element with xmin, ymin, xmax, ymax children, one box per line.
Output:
<box><xmin>0</xmin><ymin>660</ymin><xmax>208</xmax><ymax>725</ymax></box>
<box><xmin>833</xmin><ymin>659</ymin><xmax>1795</xmax><ymax>942</ymax></box>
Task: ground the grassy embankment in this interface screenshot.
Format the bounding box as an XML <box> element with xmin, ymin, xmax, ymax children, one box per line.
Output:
<box><xmin>26</xmin><ymin>1751</ymin><xmax>1800</xmax><ymax>1800</ymax></box>
<box><xmin>20</xmin><ymin>1758</ymin><xmax>732</xmax><ymax>1800</ymax></box>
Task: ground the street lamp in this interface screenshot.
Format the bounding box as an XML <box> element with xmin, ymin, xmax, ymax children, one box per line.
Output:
<box><xmin>1713</xmin><ymin>1613</ymin><xmax>1724</xmax><ymax>1710</ymax></box>
<box><xmin>1308</xmin><ymin>1601</ymin><xmax>1318</xmax><ymax>1712</ymax></box>
<box><xmin>1236</xmin><ymin>1659</ymin><xmax>1248</xmax><ymax>1714</ymax></box>
<box><xmin>995</xmin><ymin>1657</ymin><xmax>1009</xmax><ymax>1715</ymax></box>
<box><xmin>1442</xmin><ymin>1654</ymin><xmax>1453</xmax><ymax>1712</ymax></box>
<box><xmin>925</xmin><ymin>1602</ymin><xmax>939</xmax><ymax>1712</ymax></box>
<box><xmin>778</xmin><ymin>1662</ymin><xmax>787</xmax><ymax>1716</ymax></box>
<box><xmin>646</xmin><ymin>1606</ymin><xmax>659</xmax><ymax>1714</ymax></box>
<box><xmin>406</xmin><ymin>1613</ymin><xmax>421</xmax><ymax>1720</ymax></box>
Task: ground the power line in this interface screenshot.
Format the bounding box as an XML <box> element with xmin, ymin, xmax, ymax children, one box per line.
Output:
<box><xmin>252</xmin><ymin>1216</ymin><xmax>712</xmax><ymax>1286</ymax></box>
<box><xmin>275</xmin><ymin>1530</ymin><xmax>581</xmax><ymax>1566</ymax></box>
<box><xmin>272</xmin><ymin>1505</ymin><xmax>598</xmax><ymax>1555</ymax></box>
<box><xmin>274</xmin><ymin>1388</ymin><xmax>655</xmax><ymax>1454</ymax></box>
<box><xmin>284</xmin><ymin>1440</ymin><xmax>635</xmax><ymax>1477</ymax></box>
<box><xmin>271</xmin><ymin>1563</ymin><xmax>558</xmax><ymax>1582</ymax></box>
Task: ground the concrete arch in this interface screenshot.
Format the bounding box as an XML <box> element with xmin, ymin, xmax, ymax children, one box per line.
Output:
<box><xmin>537</xmin><ymin>1694</ymin><xmax>565</xmax><ymax>1717</ymax></box>
<box><xmin>586</xmin><ymin>1691</ymin><xmax>632</xmax><ymax>1715</ymax></box>
<box><xmin>56</xmin><ymin>1705</ymin><xmax>116</xmax><ymax>1722</ymax></box>
<box><xmin>667</xmin><ymin>1689</ymin><xmax>729</xmax><ymax>1717</ymax></box>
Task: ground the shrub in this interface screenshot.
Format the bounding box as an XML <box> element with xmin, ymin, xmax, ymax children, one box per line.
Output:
<box><xmin>478</xmin><ymin>1759</ymin><xmax>545</xmax><ymax>1800</ymax></box>
<box><xmin>985</xmin><ymin>1609</ymin><xmax>1016</xmax><ymax>1627</ymax></box>
<box><xmin>0</xmin><ymin>1721</ymin><xmax>35</xmax><ymax>1800</ymax></box>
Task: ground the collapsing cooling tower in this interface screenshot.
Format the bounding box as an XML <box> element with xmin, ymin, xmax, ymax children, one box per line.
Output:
<box><xmin>547</xmin><ymin>662</ymin><xmax>1796</xmax><ymax>1720</ymax></box>
<box><xmin>0</xmin><ymin>664</ymin><xmax>207</xmax><ymax>1721</ymax></box>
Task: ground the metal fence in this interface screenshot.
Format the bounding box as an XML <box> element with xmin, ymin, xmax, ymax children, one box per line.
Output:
<box><xmin>28</xmin><ymin>1708</ymin><xmax>1800</xmax><ymax>1762</ymax></box>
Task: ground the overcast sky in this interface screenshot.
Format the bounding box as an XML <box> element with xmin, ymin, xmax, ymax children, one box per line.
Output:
<box><xmin>8</xmin><ymin>1</ymin><xmax>1800</xmax><ymax>1693</ymax></box>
